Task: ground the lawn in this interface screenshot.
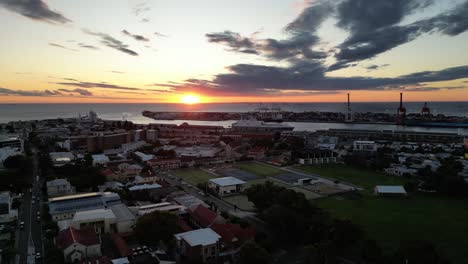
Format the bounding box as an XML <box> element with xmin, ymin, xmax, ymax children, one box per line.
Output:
<box><xmin>172</xmin><ymin>168</ymin><xmax>218</xmax><ymax>185</ymax></box>
<box><xmin>295</xmin><ymin>164</ymin><xmax>408</xmax><ymax>191</ymax></box>
<box><xmin>315</xmin><ymin>193</ymin><xmax>468</xmax><ymax>263</ymax></box>
<box><xmin>233</xmin><ymin>162</ymin><xmax>283</xmax><ymax>177</ymax></box>
<box><xmin>244</xmin><ymin>178</ymin><xmax>289</xmax><ymax>188</ymax></box>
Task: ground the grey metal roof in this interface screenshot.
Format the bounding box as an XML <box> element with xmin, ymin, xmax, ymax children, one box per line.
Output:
<box><xmin>375</xmin><ymin>185</ymin><xmax>407</xmax><ymax>194</ymax></box>
<box><xmin>174</xmin><ymin>228</ymin><xmax>221</xmax><ymax>246</ymax></box>
<box><xmin>209</xmin><ymin>177</ymin><xmax>246</xmax><ymax>186</ymax></box>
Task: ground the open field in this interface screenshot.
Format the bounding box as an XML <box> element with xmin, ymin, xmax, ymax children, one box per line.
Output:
<box><xmin>244</xmin><ymin>178</ymin><xmax>289</xmax><ymax>188</ymax></box>
<box><xmin>295</xmin><ymin>164</ymin><xmax>408</xmax><ymax>191</ymax></box>
<box><xmin>315</xmin><ymin>193</ymin><xmax>468</xmax><ymax>263</ymax></box>
<box><xmin>233</xmin><ymin>162</ymin><xmax>283</xmax><ymax>177</ymax></box>
<box><xmin>173</xmin><ymin>168</ymin><xmax>218</xmax><ymax>185</ymax></box>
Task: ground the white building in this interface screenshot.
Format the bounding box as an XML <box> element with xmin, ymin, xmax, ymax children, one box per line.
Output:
<box><xmin>58</xmin><ymin>204</ymin><xmax>135</xmax><ymax>234</ymax></box>
<box><xmin>353</xmin><ymin>141</ymin><xmax>377</xmax><ymax>152</ymax></box>
<box><xmin>92</xmin><ymin>154</ymin><xmax>110</xmax><ymax>166</ymax></box>
<box><xmin>374</xmin><ymin>185</ymin><xmax>407</xmax><ymax>196</ymax></box>
<box><xmin>208</xmin><ymin>177</ymin><xmax>245</xmax><ymax>196</ymax></box>
<box><xmin>134</xmin><ymin>151</ymin><xmax>154</xmax><ymax>162</ymax></box>
<box><xmin>47</xmin><ymin>179</ymin><xmax>76</xmax><ymax>197</ymax></box>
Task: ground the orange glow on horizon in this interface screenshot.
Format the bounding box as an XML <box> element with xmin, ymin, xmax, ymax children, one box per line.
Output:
<box><xmin>180</xmin><ymin>94</ymin><xmax>201</xmax><ymax>104</ymax></box>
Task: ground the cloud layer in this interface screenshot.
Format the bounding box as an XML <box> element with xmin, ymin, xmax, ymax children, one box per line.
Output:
<box><xmin>0</xmin><ymin>0</ymin><xmax>71</xmax><ymax>23</ymax></box>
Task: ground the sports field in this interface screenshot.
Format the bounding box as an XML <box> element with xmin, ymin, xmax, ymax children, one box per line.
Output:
<box><xmin>295</xmin><ymin>164</ymin><xmax>408</xmax><ymax>190</ymax></box>
<box><xmin>233</xmin><ymin>162</ymin><xmax>283</xmax><ymax>177</ymax></box>
<box><xmin>173</xmin><ymin>168</ymin><xmax>218</xmax><ymax>185</ymax></box>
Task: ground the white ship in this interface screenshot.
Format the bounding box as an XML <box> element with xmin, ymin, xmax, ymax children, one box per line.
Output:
<box><xmin>231</xmin><ymin>117</ymin><xmax>294</xmax><ymax>132</ymax></box>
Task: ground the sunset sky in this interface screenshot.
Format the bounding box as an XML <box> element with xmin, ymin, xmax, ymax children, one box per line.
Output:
<box><xmin>1</xmin><ymin>0</ymin><xmax>468</xmax><ymax>103</ymax></box>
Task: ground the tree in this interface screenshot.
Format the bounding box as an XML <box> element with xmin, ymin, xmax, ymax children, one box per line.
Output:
<box><xmin>238</xmin><ymin>242</ymin><xmax>270</xmax><ymax>264</ymax></box>
<box><xmin>135</xmin><ymin>211</ymin><xmax>180</xmax><ymax>246</ymax></box>
<box><xmin>2</xmin><ymin>155</ymin><xmax>27</xmax><ymax>169</ymax></box>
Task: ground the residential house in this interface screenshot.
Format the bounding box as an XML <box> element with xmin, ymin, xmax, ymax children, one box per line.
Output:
<box><xmin>56</xmin><ymin>227</ymin><xmax>102</xmax><ymax>263</ymax></box>
<box><xmin>174</xmin><ymin>228</ymin><xmax>221</xmax><ymax>264</ymax></box>
<box><xmin>47</xmin><ymin>179</ymin><xmax>76</xmax><ymax>197</ymax></box>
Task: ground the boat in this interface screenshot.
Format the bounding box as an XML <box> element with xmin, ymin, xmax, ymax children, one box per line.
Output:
<box><xmin>231</xmin><ymin>118</ymin><xmax>294</xmax><ymax>132</ymax></box>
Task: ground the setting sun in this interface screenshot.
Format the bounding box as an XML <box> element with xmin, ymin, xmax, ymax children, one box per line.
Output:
<box><xmin>180</xmin><ymin>94</ymin><xmax>201</xmax><ymax>104</ymax></box>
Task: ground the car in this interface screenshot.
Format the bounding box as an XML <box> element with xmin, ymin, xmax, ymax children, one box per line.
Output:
<box><xmin>32</xmin><ymin>200</ymin><xmax>35</xmax><ymax>204</ymax></box>
<box><xmin>19</xmin><ymin>221</ymin><xmax>25</xmax><ymax>229</ymax></box>
<box><xmin>35</xmin><ymin>253</ymin><xmax>41</xmax><ymax>259</ymax></box>
<box><xmin>37</xmin><ymin>211</ymin><xmax>40</xmax><ymax>216</ymax></box>
<box><xmin>36</xmin><ymin>216</ymin><xmax>41</xmax><ymax>222</ymax></box>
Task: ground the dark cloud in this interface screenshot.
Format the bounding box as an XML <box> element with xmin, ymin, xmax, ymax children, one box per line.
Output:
<box><xmin>332</xmin><ymin>0</ymin><xmax>468</xmax><ymax>69</ymax></box>
<box><xmin>0</xmin><ymin>0</ymin><xmax>71</xmax><ymax>24</ymax></box>
<box><xmin>205</xmin><ymin>1</ymin><xmax>332</xmax><ymax>61</ymax></box>
<box><xmin>122</xmin><ymin>30</ymin><xmax>150</xmax><ymax>42</ymax></box>
<box><xmin>53</xmin><ymin>79</ymin><xmax>169</xmax><ymax>93</ymax></box>
<box><xmin>78</xmin><ymin>43</ymin><xmax>99</xmax><ymax>50</ymax></box>
<box><xmin>83</xmin><ymin>29</ymin><xmax>139</xmax><ymax>56</ymax></box>
<box><xmin>0</xmin><ymin>87</ymin><xmax>63</xmax><ymax>96</ymax></box>
<box><xmin>57</xmin><ymin>88</ymin><xmax>93</xmax><ymax>96</ymax></box>
<box><xmin>49</xmin><ymin>43</ymin><xmax>78</xmax><ymax>52</ymax></box>
<box><xmin>336</xmin><ymin>0</ymin><xmax>432</xmax><ymax>34</ymax></box>
<box><xmin>366</xmin><ymin>64</ymin><xmax>390</xmax><ymax>70</ymax></box>
<box><xmin>206</xmin><ymin>31</ymin><xmax>258</xmax><ymax>54</ymax></box>
<box><xmin>161</xmin><ymin>62</ymin><xmax>468</xmax><ymax>96</ymax></box>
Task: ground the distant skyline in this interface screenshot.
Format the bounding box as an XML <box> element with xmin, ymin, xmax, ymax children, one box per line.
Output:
<box><xmin>1</xmin><ymin>0</ymin><xmax>468</xmax><ymax>103</ymax></box>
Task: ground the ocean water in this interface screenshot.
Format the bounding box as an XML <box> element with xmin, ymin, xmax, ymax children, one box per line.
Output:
<box><xmin>1</xmin><ymin>102</ymin><xmax>468</xmax><ymax>135</ymax></box>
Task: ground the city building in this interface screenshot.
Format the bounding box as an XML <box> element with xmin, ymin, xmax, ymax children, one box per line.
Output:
<box><xmin>47</xmin><ymin>179</ymin><xmax>76</xmax><ymax>197</ymax></box>
<box><xmin>353</xmin><ymin>140</ymin><xmax>377</xmax><ymax>152</ymax></box>
<box><xmin>56</xmin><ymin>227</ymin><xmax>102</xmax><ymax>263</ymax></box>
<box><xmin>48</xmin><ymin>192</ymin><xmax>121</xmax><ymax>221</ymax></box>
<box><xmin>174</xmin><ymin>228</ymin><xmax>221</xmax><ymax>264</ymax></box>
<box><xmin>208</xmin><ymin>177</ymin><xmax>246</xmax><ymax>197</ymax></box>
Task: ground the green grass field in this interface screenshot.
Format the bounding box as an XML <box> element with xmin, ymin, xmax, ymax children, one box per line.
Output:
<box><xmin>173</xmin><ymin>168</ymin><xmax>218</xmax><ymax>185</ymax></box>
<box><xmin>315</xmin><ymin>194</ymin><xmax>468</xmax><ymax>263</ymax></box>
<box><xmin>233</xmin><ymin>162</ymin><xmax>283</xmax><ymax>177</ymax></box>
<box><xmin>295</xmin><ymin>164</ymin><xmax>408</xmax><ymax>190</ymax></box>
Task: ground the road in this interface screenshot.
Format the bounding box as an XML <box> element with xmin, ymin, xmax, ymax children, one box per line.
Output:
<box><xmin>17</xmin><ymin>149</ymin><xmax>44</xmax><ymax>264</ymax></box>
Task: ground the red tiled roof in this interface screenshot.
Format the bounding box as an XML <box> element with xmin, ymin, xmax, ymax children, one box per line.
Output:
<box><xmin>211</xmin><ymin>223</ymin><xmax>256</xmax><ymax>245</ymax></box>
<box><xmin>56</xmin><ymin>227</ymin><xmax>100</xmax><ymax>249</ymax></box>
<box><xmin>189</xmin><ymin>204</ymin><xmax>218</xmax><ymax>227</ymax></box>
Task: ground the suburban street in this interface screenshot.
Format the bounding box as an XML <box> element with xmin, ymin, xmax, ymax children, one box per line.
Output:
<box><xmin>17</xmin><ymin>150</ymin><xmax>43</xmax><ymax>264</ymax></box>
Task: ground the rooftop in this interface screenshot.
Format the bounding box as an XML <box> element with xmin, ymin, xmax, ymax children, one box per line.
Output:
<box><xmin>72</xmin><ymin>208</ymin><xmax>116</xmax><ymax>222</ymax></box>
<box><xmin>375</xmin><ymin>185</ymin><xmax>407</xmax><ymax>194</ymax></box>
<box><xmin>209</xmin><ymin>177</ymin><xmax>246</xmax><ymax>186</ymax></box>
<box><xmin>174</xmin><ymin>228</ymin><xmax>221</xmax><ymax>247</ymax></box>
